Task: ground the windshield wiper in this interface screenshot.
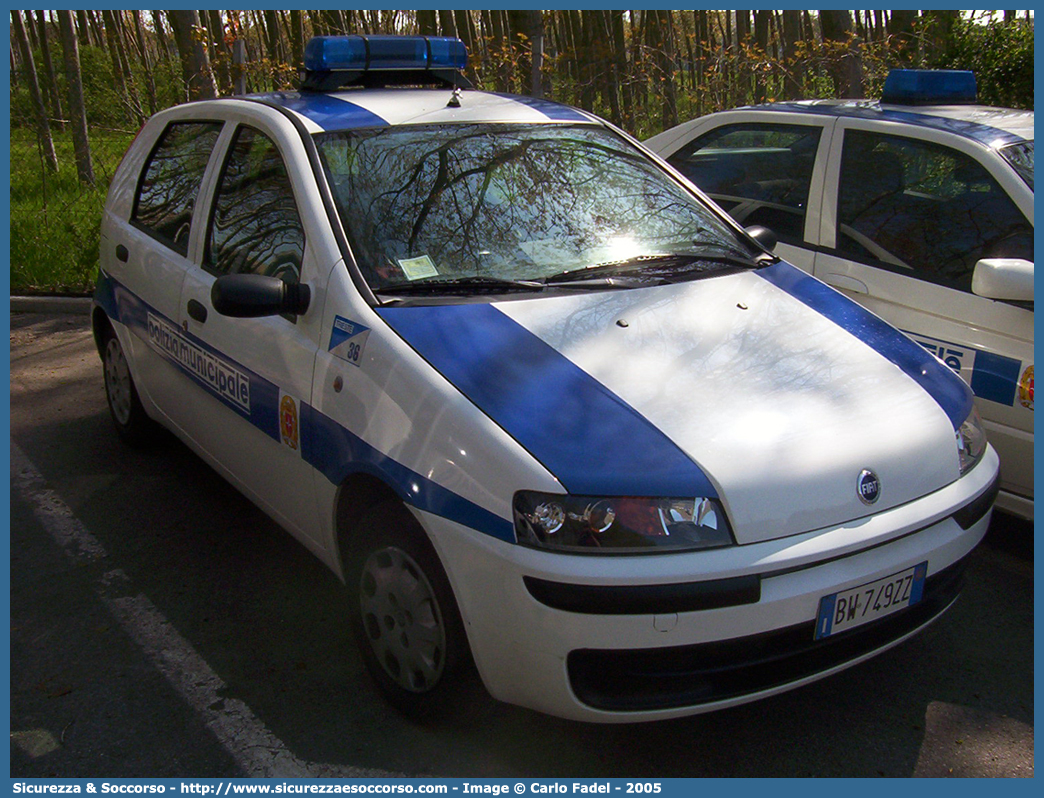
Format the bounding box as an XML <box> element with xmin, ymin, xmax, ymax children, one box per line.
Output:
<box><xmin>543</xmin><ymin>254</ymin><xmax>700</xmax><ymax>284</ymax></box>
<box><xmin>543</xmin><ymin>251</ymin><xmax>767</xmax><ymax>285</ymax></box>
<box><xmin>377</xmin><ymin>275</ymin><xmax>546</xmax><ymax>296</ymax></box>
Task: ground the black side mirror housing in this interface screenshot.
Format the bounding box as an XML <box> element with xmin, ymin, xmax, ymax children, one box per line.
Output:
<box><xmin>211</xmin><ymin>274</ymin><xmax>311</xmax><ymax>318</ymax></box>
<box><xmin>744</xmin><ymin>225</ymin><xmax>778</xmax><ymax>253</ymax></box>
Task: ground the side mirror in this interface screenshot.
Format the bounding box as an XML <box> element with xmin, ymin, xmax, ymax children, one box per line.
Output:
<box><xmin>971</xmin><ymin>258</ymin><xmax>1034</xmax><ymax>302</ymax></box>
<box><xmin>745</xmin><ymin>225</ymin><xmax>778</xmax><ymax>253</ymax></box>
<box><xmin>211</xmin><ymin>274</ymin><xmax>311</xmax><ymax>318</ymax></box>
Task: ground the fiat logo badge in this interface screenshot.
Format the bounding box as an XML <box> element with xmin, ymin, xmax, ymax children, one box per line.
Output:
<box><xmin>858</xmin><ymin>469</ymin><xmax>881</xmax><ymax>505</ymax></box>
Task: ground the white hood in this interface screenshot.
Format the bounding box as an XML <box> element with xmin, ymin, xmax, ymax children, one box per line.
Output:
<box><xmin>495</xmin><ymin>271</ymin><xmax>963</xmax><ymax>544</ymax></box>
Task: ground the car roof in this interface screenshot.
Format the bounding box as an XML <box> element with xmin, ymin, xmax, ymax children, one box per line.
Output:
<box><xmin>734</xmin><ymin>99</ymin><xmax>1033</xmax><ymax>149</ymax></box>
<box><xmin>243</xmin><ymin>89</ymin><xmax>596</xmax><ymax>134</ymax></box>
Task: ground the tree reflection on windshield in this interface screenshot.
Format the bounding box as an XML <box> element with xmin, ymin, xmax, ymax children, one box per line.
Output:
<box><xmin>316</xmin><ymin>123</ymin><xmax>749</xmax><ymax>291</ymax></box>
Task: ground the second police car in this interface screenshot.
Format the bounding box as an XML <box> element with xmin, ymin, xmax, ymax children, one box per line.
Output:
<box><xmin>93</xmin><ymin>38</ymin><xmax>999</xmax><ymax>722</ymax></box>
<box><xmin>647</xmin><ymin>69</ymin><xmax>1033</xmax><ymax>520</ymax></box>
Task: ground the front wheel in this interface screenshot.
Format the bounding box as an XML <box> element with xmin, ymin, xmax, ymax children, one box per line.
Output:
<box><xmin>347</xmin><ymin>501</ymin><xmax>477</xmax><ymax>719</ymax></box>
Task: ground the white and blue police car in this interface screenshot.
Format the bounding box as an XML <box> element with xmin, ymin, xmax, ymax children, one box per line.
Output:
<box><xmin>93</xmin><ymin>38</ymin><xmax>1000</xmax><ymax>723</ymax></box>
<box><xmin>647</xmin><ymin>69</ymin><xmax>1033</xmax><ymax>521</ymax></box>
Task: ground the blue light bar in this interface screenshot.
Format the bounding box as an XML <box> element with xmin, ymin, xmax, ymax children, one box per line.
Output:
<box><xmin>304</xmin><ymin>35</ymin><xmax>467</xmax><ymax>73</ymax></box>
<box><xmin>882</xmin><ymin>69</ymin><xmax>977</xmax><ymax>105</ymax></box>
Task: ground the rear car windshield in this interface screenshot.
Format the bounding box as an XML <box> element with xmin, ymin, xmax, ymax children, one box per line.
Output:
<box><xmin>315</xmin><ymin>123</ymin><xmax>753</xmax><ymax>291</ymax></box>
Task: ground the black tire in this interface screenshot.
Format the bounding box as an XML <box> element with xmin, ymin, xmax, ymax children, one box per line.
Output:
<box><xmin>347</xmin><ymin>501</ymin><xmax>477</xmax><ymax>720</ymax></box>
<box><xmin>101</xmin><ymin>324</ymin><xmax>156</xmax><ymax>446</ymax></box>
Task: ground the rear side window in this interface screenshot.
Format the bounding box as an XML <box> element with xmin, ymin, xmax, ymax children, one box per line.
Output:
<box><xmin>836</xmin><ymin>130</ymin><xmax>1033</xmax><ymax>293</ymax></box>
<box><xmin>667</xmin><ymin>123</ymin><xmax>822</xmax><ymax>244</ymax></box>
<box><xmin>206</xmin><ymin>126</ymin><xmax>305</xmax><ymax>283</ymax></box>
<box><xmin>132</xmin><ymin>121</ymin><xmax>222</xmax><ymax>255</ymax></box>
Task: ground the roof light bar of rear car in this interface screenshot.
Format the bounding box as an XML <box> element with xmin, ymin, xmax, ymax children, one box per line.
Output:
<box><xmin>300</xmin><ymin>35</ymin><xmax>472</xmax><ymax>91</ymax></box>
<box><xmin>882</xmin><ymin>69</ymin><xmax>977</xmax><ymax>106</ymax></box>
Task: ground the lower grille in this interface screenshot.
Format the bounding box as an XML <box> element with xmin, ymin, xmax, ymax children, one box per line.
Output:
<box><xmin>567</xmin><ymin>557</ymin><xmax>968</xmax><ymax>712</ymax></box>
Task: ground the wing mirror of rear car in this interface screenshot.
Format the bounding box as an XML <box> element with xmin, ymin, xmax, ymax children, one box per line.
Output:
<box><xmin>744</xmin><ymin>225</ymin><xmax>778</xmax><ymax>254</ymax></box>
<box><xmin>211</xmin><ymin>273</ymin><xmax>311</xmax><ymax>318</ymax></box>
<box><xmin>971</xmin><ymin>258</ymin><xmax>1034</xmax><ymax>303</ymax></box>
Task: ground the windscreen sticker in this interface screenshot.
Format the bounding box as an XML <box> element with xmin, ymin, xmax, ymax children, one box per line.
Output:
<box><xmin>905</xmin><ymin>330</ymin><xmax>1024</xmax><ymax>409</ymax></box>
<box><xmin>397</xmin><ymin>255</ymin><xmax>439</xmax><ymax>280</ymax></box>
<box><xmin>328</xmin><ymin>316</ymin><xmax>370</xmax><ymax>367</ymax></box>
<box><xmin>147</xmin><ymin>312</ymin><xmax>251</xmax><ymax>412</ymax></box>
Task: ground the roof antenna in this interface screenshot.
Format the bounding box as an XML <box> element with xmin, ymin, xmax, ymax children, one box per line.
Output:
<box><xmin>447</xmin><ymin>87</ymin><xmax>463</xmax><ymax>108</ymax></box>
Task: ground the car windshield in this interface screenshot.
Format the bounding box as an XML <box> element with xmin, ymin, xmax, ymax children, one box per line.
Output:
<box><xmin>999</xmin><ymin>141</ymin><xmax>1033</xmax><ymax>190</ymax></box>
<box><xmin>314</xmin><ymin>123</ymin><xmax>757</xmax><ymax>293</ymax></box>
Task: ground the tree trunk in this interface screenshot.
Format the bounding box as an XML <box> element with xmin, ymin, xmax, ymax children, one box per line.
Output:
<box><xmin>417</xmin><ymin>10</ymin><xmax>437</xmax><ymax>36</ymax></box>
<box><xmin>101</xmin><ymin>10</ymin><xmax>129</xmax><ymax>104</ymax></box>
<box><xmin>87</xmin><ymin>11</ymin><xmax>105</xmax><ymax>49</ymax></box>
<box><xmin>103</xmin><ymin>11</ymin><xmax>144</xmax><ymax>126</ymax></box>
<box><xmin>506</xmin><ymin>10</ymin><xmax>543</xmax><ymax>97</ymax></box>
<box><xmin>573</xmin><ymin>10</ymin><xmax>595</xmax><ymax>110</ymax></box>
<box><xmin>922</xmin><ymin>10</ymin><xmax>960</xmax><ymax>65</ymax></box>
<box><xmin>529</xmin><ymin>11</ymin><xmax>546</xmax><ymax>98</ymax></box>
<box><xmin>781</xmin><ymin>10</ymin><xmax>804</xmax><ymax>100</ymax></box>
<box><xmin>131</xmin><ymin>12</ymin><xmax>158</xmax><ymax>114</ymax></box>
<box><xmin>168</xmin><ymin>10</ymin><xmax>218</xmax><ymax>100</ymax></box>
<box><xmin>753</xmin><ymin>10</ymin><xmax>771</xmax><ymax>102</ymax></box>
<box><xmin>647</xmin><ymin>11</ymin><xmax>678</xmax><ymax>131</ymax></box>
<box><xmin>56</xmin><ymin>10</ymin><xmax>94</xmax><ymax>185</ymax></box>
<box><xmin>611</xmin><ymin>10</ymin><xmax>630</xmax><ymax>126</ymax></box>
<box><xmin>459</xmin><ymin>11</ymin><xmax>478</xmax><ymax>52</ymax></box>
<box><xmin>887</xmin><ymin>10</ymin><xmax>918</xmax><ymax>64</ymax></box>
<box><xmin>13</xmin><ymin>10</ymin><xmax>58</xmax><ymax>172</ymax></box>
<box><xmin>289</xmin><ymin>10</ymin><xmax>304</xmax><ymax>68</ymax></box>
<box><xmin>75</xmin><ymin>11</ymin><xmax>90</xmax><ymax>47</ymax></box>
<box><xmin>320</xmin><ymin>11</ymin><xmax>341</xmax><ymax>36</ymax></box>
<box><xmin>34</xmin><ymin>11</ymin><xmax>65</xmax><ymax>130</ymax></box>
<box><xmin>819</xmin><ymin>10</ymin><xmax>863</xmax><ymax>98</ymax></box>
<box><xmin>264</xmin><ymin>10</ymin><xmax>282</xmax><ymax>66</ymax></box>
<box><xmin>438</xmin><ymin>10</ymin><xmax>457</xmax><ymax>38</ymax></box>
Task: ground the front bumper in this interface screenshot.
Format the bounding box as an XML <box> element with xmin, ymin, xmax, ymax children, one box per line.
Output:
<box><xmin>421</xmin><ymin>447</ymin><xmax>998</xmax><ymax>723</ymax></box>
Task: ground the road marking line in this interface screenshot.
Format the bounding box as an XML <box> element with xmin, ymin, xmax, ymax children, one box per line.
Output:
<box><xmin>11</xmin><ymin>439</ymin><xmax>402</xmax><ymax>779</ymax></box>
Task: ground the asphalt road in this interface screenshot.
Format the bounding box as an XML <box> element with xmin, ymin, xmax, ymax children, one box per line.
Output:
<box><xmin>9</xmin><ymin>308</ymin><xmax>1034</xmax><ymax>778</ymax></box>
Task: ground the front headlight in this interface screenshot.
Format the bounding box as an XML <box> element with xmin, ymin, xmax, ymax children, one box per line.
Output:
<box><xmin>956</xmin><ymin>406</ymin><xmax>987</xmax><ymax>475</ymax></box>
<box><xmin>513</xmin><ymin>491</ymin><xmax>735</xmax><ymax>553</ymax></box>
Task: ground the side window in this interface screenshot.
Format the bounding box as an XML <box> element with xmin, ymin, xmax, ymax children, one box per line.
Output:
<box><xmin>837</xmin><ymin>130</ymin><xmax>1032</xmax><ymax>293</ymax></box>
<box><xmin>667</xmin><ymin>123</ymin><xmax>822</xmax><ymax>243</ymax></box>
<box><xmin>132</xmin><ymin>121</ymin><xmax>222</xmax><ymax>255</ymax></box>
<box><xmin>207</xmin><ymin>126</ymin><xmax>305</xmax><ymax>283</ymax></box>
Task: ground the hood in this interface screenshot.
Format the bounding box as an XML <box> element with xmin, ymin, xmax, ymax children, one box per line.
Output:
<box><xmin>378</xmin><ymin>262</ymin><xmax>972</xmax><ymax>544</ymax></box>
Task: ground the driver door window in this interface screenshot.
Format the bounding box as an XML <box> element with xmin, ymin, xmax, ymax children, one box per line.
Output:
<box><xmin>206</xmin><ymin>126</ymin><xmax>306</xmax><ymax>284</ymax></box>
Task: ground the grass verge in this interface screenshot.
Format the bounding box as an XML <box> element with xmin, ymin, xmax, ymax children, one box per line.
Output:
<box><xmin>10</xmin><ymin>127</ymin><xmax>134</xmax><ymax>294</ymax></box>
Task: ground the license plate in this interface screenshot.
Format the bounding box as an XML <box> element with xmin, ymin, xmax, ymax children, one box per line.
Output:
<box><xmin>815</xmin><ymin>562</ymin><xmax>928</xmax><ymax>640</ymax></box>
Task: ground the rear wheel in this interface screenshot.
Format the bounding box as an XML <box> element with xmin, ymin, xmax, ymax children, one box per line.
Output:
<box><xmin>348</xmin><ymin>501</ymin><xmax>476</xmax><ymax>718</ymax></box>
<box><xmin>102</xmin><ymin>325</ymin><xmax>155</xmax><ymax>446</ymax></box>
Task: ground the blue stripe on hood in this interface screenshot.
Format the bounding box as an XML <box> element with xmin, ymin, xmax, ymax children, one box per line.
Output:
<box><xmin>378</xmin><ymin>303</ymin><xmax>718</xmax><ymax>499</ymax></box>
<box><xmin>757</xmin><ymin>261</ymin><xmax>974</xmax><ymax>429</ymax></box>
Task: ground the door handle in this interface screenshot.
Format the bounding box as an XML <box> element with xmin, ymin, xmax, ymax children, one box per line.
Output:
<box><xmin>115</xmin><ymin>245</ymin><xmax>129</xmax><ymax>263</ymax></box>
<box><xmin>187</xmin><ymin>299</ymin><xmax>208</xmax><ymax>324</ymax></box>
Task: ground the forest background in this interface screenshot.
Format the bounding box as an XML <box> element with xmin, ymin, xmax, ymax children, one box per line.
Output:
<box><xmin>8</xmin><ymin>9</ymin><xmax>1034</xmax><ymax>294</ymax></box>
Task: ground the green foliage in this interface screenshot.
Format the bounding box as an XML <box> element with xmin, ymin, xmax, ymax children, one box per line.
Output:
<box><xmin>10</xmin><ymin>128</ymin><xmax>134</xmax><ymax>293</ymax></box>
<box><xmin>931</xmin><ymin>18</ymin><xmax>1034</xmax><ymax>110</ymax></box>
